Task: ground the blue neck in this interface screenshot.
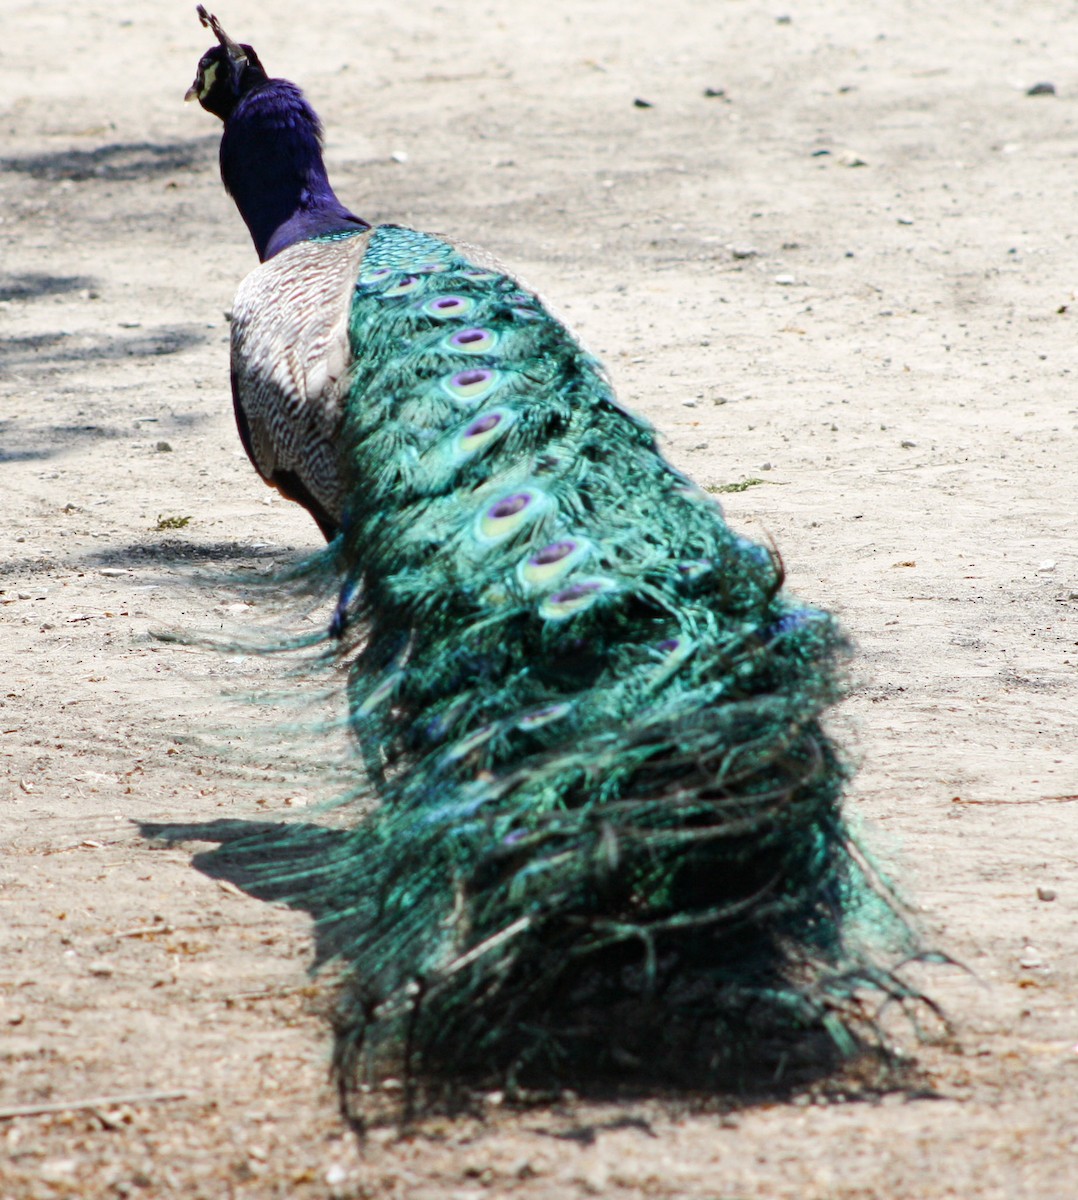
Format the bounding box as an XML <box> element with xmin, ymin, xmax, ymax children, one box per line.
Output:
<box><xmin>220</xmin><ymin>79</ymin><xmax>368</xmax><ymax>261</ymax></box>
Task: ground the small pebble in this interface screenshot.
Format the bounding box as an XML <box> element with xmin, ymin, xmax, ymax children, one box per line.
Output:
<box><xmin>1026</xmin><ymin>81</ymin><xmax>1056</xmax><ymax>96</ymax></box>
<box><xmin>389</xmin><ymin>150</ymin><xmax>409</xmax><ymax>163</ymax></box>
<box><xmin>156</xmin><ymin>441</ymin><xmax>173</xmax><ymax>453</ymax></box>
<box><xmin>730</xmin><ymin>244</ymin><xmax>759</xmax><ymax>260</ymax></box>
<box><xmin>633</xmin><ymin>97</ymin><xmax>654</xmax><ymax>108</ymax></box>
<box><xmin>703</xmin><ymin>87</ymin><xmax>727</xmax><ymax>99</ymax></box>
<box><xmin>1037</xmin><ymin>887</ymin><xmax>1057</xmax><ymax>902</ymax></box>
<box><xmin>1037</xmin><ymin>560</ymin><xmax>1056</xmax><ymax>572</ymax></box>
<box><xmin>325</xmin><ymin>1164</ymin><xmax>348</xmax><ymax>1186</ymax></box>
<box><xmin>774</xmin><ymin>273</ymin><xmax>796</xmax><ymax>285</ymax></box>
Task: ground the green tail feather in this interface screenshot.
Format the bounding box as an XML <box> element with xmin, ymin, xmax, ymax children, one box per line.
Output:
<box><xmin>251</xmin><ymin>224</ymin><xmax>926</xmax><ymax>1087</ymax></box>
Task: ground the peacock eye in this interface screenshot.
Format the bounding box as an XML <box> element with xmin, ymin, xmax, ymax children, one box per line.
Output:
<box><xmin>424</xmin><ymin>294</ymin><xmax>475</xmax><ymax>319</ymax></box>
<box><xmin>445</xmin><ymin>327</ymin><xmax>498</xmax><ymax>354</ymax></box>
<box><xmin>475</xmin><ymin>489</ymin><xmax>546</xmax><ymax>542</ymax></box>
<box><xmin>357</xmin><ymin>266</ymin><xmax>394</xmax><ymax>287</ymax></box>
<box><xmin>539</xmin><ymin>577</ymin><xmax>616</xmax><ymax>620</ymax></box>
<box><xmin>456</xmin><ymin>408</ymin><xmax>513</xmax><ymax>456</ymax></box>
<box><xmin>382</xmin><ymin>275</ymin><xmax>421</xmax><ymax>296</ymax></box>
<box><xmin>516</xmin><ymin>538</ymin><xmax>590</xmax><ymax>591</ymax></box>
<box><xmin>441</xmin><ymin>367</ymin><xmax>500</xmax><ymax>404</ymax></box>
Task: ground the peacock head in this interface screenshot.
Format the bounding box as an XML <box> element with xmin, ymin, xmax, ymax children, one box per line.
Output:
<box><xmin>186</xmin><ymin>5</ymin><xmax>268</xmax><ymax>120</ymax></box>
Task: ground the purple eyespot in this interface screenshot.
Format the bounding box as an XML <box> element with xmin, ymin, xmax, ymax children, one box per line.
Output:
<box><xmin>454</xmin><ymin>368</ymin><xmax>491</xmax><ymax>388</ymax></box>
<box><xmin>465</xmin><ymin>413</ymin><xmax>501</xmax><ymax>437</ymax></box>
<box><xmin>452</xmin><ymin>328</ymin><xmax>491</xmax><ymax>346</ymax></box>
<box><xmin>656</xmin><ymin>638</ymin><xmax>681</xmax><ymax>653</ymax></box>
<box><xmin>489</xmin><ymin>492</ymin><xmax>531</xmax><ymax>520</ymax></box>
<box><xmin>424</xmin><ymin>294</ymin><xmax>474</xmax><ymax>319</ymax></box>
<box><xmin>530</xmin><ymin>540</ymin><xmax>577</xmax><ymax>566</ymax></box>
<box><xmin>550</xmin><ymin>581</ymin><xmax>603</xmax><ymax>604</ymax></box>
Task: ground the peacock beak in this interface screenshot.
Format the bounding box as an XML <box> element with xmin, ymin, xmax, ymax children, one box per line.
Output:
<box><xmin>184</xmin><ymin>79</ymin><xmax>201</xmax><ymax>102</ymax></box>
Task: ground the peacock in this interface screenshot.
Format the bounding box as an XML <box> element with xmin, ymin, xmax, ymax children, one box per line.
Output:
<box><xmin>185</xmin><ymin>7</ymin><xmax>924</xmax><ymax>1100</ymax></box>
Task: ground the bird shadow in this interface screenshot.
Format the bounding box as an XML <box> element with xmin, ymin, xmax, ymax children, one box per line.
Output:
<box><xmin>0</xmin><ymin>272</ymin><xmax>97</xmax><ymax>302</ymax></box>
<box><xmin>0</xmin><ymin>325</ymin><xmax>206</xmax><ymax>375</ymax></box>
<box><xmin>140</xmin><ymin>817</ymin><xmax>358</xmax><ymax>968</ymax></box>
<box><xmin>0</xmin><ymin>137</ymin><xmax>215</xmax><ymax>183</ymax></box>
<box><xmin>137</xmin><ymin>815</ymin><xmax>921</xmax><ymax>1119</ymax></box>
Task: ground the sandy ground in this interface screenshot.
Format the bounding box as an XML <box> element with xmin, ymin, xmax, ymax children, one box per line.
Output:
<box><xmin>3</xmin><ymin>0</ymin><xmax>1078</xmax><ymax>1195</ymax></box>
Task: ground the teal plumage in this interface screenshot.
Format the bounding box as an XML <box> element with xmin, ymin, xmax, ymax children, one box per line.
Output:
<box><xmin>188</xmin><ymin>11</ymin><xmax>923</xmax><ymax>1096</ymax></box>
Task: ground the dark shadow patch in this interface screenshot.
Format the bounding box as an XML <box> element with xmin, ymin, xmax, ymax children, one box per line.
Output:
<box><xmin>0</xmin><ymin>325</ymin><xmax>206</xmax><ymax>371</ymax></box>
<box><xmin>0</xmin><ymin>538</ymin><xmax>295</xmax><ymax>584</ymax></box>
<box><xmin>138</xmin><ymin>816</ymin><xmax>928</xmax><ymax>1120</ymax></box>
<box><xmin>91</xmin><ymin>539</ymin><xmax>291</xmax><ymax>567</ymax></box>
<box><xmin>0</xmin><ymin>419</ymin><xmax>127</xmax><ymax>466</ymax></box>
<box><xmin>0</xmin><ymin>138</ymin><xmax>216</xmax><ymax>183</ymax></box>
<box><xmin>0</xmin><ymin>273</ymin><xmax>97</xmax><ymax>302</ymax></box>
<box><xmin>140</xmin><ymin>819</ymin><xmax>360</xmax><ymax>967</ymax></box>
<box><xmin>0</xmin><ymin>405</ymin><xmax>216</xmax><ymax>469</ymax></box>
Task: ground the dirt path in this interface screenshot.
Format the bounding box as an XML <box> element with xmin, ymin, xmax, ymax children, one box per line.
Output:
<box><xmin>2</xmin><ymin>1</ymin><xmax>1076</xmax><ymax>1196</ymax></box>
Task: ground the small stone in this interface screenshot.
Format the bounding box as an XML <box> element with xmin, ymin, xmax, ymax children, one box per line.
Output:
<box><xmin>730</xmin><ymin>244</ymin><xmax>759</xmax><ymax>260</ymax></box>
<box><xmin>633</xmin><ymin>97</ymin><xmax>654</xmax><ymax>108</ymax></box>
<box><xmin>156</xmin><ymin>441</ymin><xmax>173</xmax><ymax>453</ymax></box>
<box><xmin>703</xmin><ymin>87</ymin><xmax>727</xmax><ymax>99</ymax></box>
<box><xmin>1037</xmin><ymin>887</ymin><xmax>1057</xmax><ymax>902</ymax></box>
<box><xmin>774</xmin><ymin>273</ymin><xmax>796</xmax><ymax>285</ymax></box>
<box><xmin>1026</xmin><ymin>81</ymin><xmax>1056</xmax><ymax>96</ymax></box>
<box><xmin>389</xmin><ymin>150</ymin><xmax>409</xmax><ymax>163</ymax></box>
<box><xmin>839</xmin><ymin>151</ymin><xmax>868</xmax><ymax>167</ymax></box>
<box><xmin>88</xmin><ymin>960</ymin><xmax>115</xmax><ymax>977</ymax></box>
<box><xmin>1037</xmin><ymin>560</ymin><xmax>1056</xmax><ymax>572</ymax></box>
<box><xmin>39</xmin><ymin>1160</ymin><xmax>78</xmax><ymax>1184</ymax></box>
<box><xmin>325</xmin><ymin>1164</ymin><xmax>348</xmax><ymax>1186</ymax></box>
